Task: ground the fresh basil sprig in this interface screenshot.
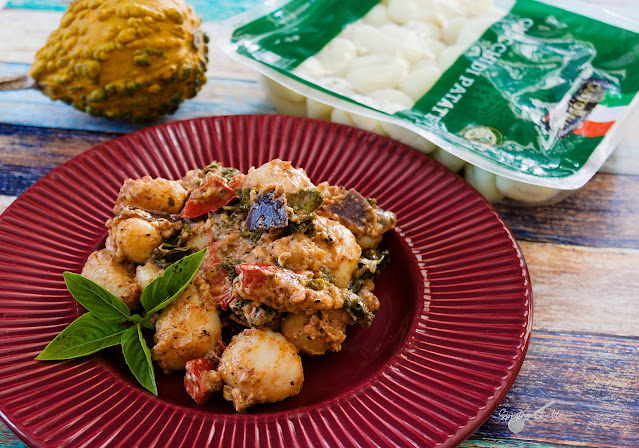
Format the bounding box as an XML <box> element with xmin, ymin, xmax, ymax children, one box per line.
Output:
<box><xmin>36</xmin><ymin>248</ymin><xmax>207</xmax><ymax>396</ymax></box>
<box><xmin>141</xmin><ymin>249</ymin><xmax>207</xmax><ymax>314</ymax></box>
<box><xmin>36</xmin><ymin>313</ymin><xmax>127</xmax><ymax>360</ymax></box>
<box><xmin>63</xmin><ymin>272</ymin><xmax>131</xmax><ymax>323</ymax></box>
<box><xmin>121</xmin><ymin>325</ymin><xmax>157</xmax><ymax>395</ymax></box>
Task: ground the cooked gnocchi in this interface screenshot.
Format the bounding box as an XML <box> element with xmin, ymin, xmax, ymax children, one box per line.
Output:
<box><xmin>82</xmin><ymin>159</ymin><xmax>395</xmax><ymax>411</ymax></box>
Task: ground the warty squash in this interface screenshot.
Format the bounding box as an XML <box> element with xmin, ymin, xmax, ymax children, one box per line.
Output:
<box><xmin>30</xmin><ymin>0</ymin><xmax>208</xmax><ymax>121</ymax></box>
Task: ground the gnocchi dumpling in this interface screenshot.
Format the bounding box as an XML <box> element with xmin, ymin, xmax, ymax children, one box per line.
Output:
<box><xmin>152</xmin><ymin>285</ymin><xmax>222</xmax><ymax>372</ymax></box>
<box><xmin>400</xmin><ymin>62</ymin><xmax>442</xmax><ymax>101</ymax></box>
<box><xmin>262</xmin><ymin>76</ymin><xmax>306</xmax><ymax>103</ymax></box>
<box><xmin>387</xmin><ymin>0</ymin><xmax>434</xmax><ymax>24</ymax></box>
<box><xmin>346</xmin><ymin>54</ymin><xmax>409</xmax><ymax>94</ymax></box>
<box><xmin>135</xmin><ymin>260</ymin><xmax>162</xmax><ymax>289</ymax></box>
<box><xmin>81</xmin><ymin>248</ymin><xmax>141</xmax><ymax>310</ymax></box>
<box><xmin>464</xmin><ymin>164</ymin><xmax>505</xmax><ymax>203</ymax></box>
<box><xmin>218</xmin><ymin>328</ymin><xmax>304</xmax><ymax>412</ymax></box>
<box><xmin>350</xmin><ymin>112</ymin><xmax>387</xmax><ymax>136</ymax></box>
<box><xmin>268</xmin><ymin>94</ymin><xmax>308</xmax><ymax>117</ymax></box>
<box><xmin>362</xmin><ymin>4</ymin><xmax>392</xmax><ymax>25</ymax></box>
<box><xmin>113</xmin><ymin>176</ymin><xmax>187</xmax><ymax>214</ymax></box>
<box><xmin>110</xmin><ymin>218</ymin><xmax>163</xmax><ymax>264</ymax></box>
<box><xmin>281</xmin><ymin>310</ymin><xmax>351</xmax><ymax>356</ymax></box>
<box><xmin>306</xmin><ymin>97</ymin><xmax>333</xmax><ymax>120</ymax></box>
<box><xmin>330</xmin><ymin>108</ymin><xmax>355</xmax><ymax>126</ymax></box>
<box><xmin>438</xmin><ymin>44</ymin><xmax>467</xmax><ymax>71</ymax></box>
<box><xmin>495</xmin><ymin>175</ymin><xmax>561</xmax><ymax>203</ymax></box>
<box><xmin>316</xmin><ymin>37</ymin><xmax>357</xmax><ymax>77</ymax></box>
<box><xmin>431</xmin><ymin>147</ymin><xmax>467</xmax><ymax>172</ymax></box>
<box><xmin>243</xmin><ymin>159</ymin><xmax>314</xmax><ymax>195</ymax></box>
<box><xmin>380</xmin><ymin>122</ymin><xmax>437</xmax><ymax>154</ymax></box>
<box><xmin>368</xmin><ymin>88</ymin><xmax>414</xmax><ymax>113</ymax></box>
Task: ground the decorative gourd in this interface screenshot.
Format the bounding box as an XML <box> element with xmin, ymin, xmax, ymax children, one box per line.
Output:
<box><xmin>30</xmin><ymin>0</ymin><xmax>208</xmax><ymax>122</ymax></box>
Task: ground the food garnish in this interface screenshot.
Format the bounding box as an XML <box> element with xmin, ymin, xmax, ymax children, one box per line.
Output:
<box><xmin>36</xmin><ymin>250</ymin><xmax>207</xmax><ymax>396</ymax></box>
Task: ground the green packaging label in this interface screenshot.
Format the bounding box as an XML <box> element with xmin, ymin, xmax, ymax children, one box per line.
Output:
<box><xmin>232</xmin><ymin>0</ymin><xmax>379</xmax><ymax>70</ymax></box>
<box><xmin>230</xmin><ymin>0</ymin><xmax>639</xmax><ymax>186</ymax></box>
<box><xmin>400</xmin><ymin>0</ymin><xmax>639</xmax><ymax>179</ymax></box>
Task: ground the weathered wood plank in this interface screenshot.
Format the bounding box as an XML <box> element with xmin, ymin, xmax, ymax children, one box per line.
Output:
<box><xmin>0</xmin><ymin>124</ymin><xmax>117</xmax><ymax>195</ymax></box>
<box><xmin>0</xmin><ymin>123</ymin><xmax>116</xmax><ymax>164</ymax></box>
<box><xmin>0</xmin><ymin>13</ymin><xmax>267</xmax><ymax>80</ymax></box>
<box><xmin>0</xmin><ymin>422</ymin><xmax>25</xmax><ymax>448</ymax></box>
<box><xmin>497</xmin><ymin>173</ymin><xmax>639</xmax><ymax>249</ymax></box>
<box><xmin>521</xmin><ymin>241</ymin><xmax>639</xmax><ymax>337</ymax></box>
<box><xmin>0</xmin><ymin>78</ymin><xmax>274</xmax><ymax>133</ymax></box>
<box><xmin>474</xmin><ymin>331</ymin><xmax>639</xmax><ymax>447</ymax></box>
<box><xmin>0</xmin><ymin>9</ymin><xmax>60</xmax><ymax>64</ymax></box>
<box><xmin>462</xmin><ymin>437</ymin><xmax>596</xmax><ymax>448</ymax></box>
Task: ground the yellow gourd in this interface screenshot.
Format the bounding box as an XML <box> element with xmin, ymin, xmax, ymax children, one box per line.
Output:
<box><xmin>30</xmin><ymin>0</ymin><xmax>208</xmax><ymax>122</ymax></box>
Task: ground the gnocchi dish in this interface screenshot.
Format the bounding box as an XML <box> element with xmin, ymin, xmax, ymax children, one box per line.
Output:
<box><xmin>81</xmin><ymin>159</ymin><xmax>396</xmax><ymax>411</ymax></box>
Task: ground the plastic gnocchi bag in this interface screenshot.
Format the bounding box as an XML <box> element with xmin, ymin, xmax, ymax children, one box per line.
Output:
<box><xmin>220</xmin><ymin>0</ymin><xmax>639</xmax><ymax>204</ymax></box>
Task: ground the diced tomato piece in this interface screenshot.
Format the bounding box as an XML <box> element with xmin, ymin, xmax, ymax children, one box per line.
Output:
<box><xmin>184</xmin><ymin>358</ymin><xmax>220</xmax><ymax>405</ymax></box>
<box><xmin>201</xmin><ymin>239</ymin><xmax>234</xmax><ymax>310</ymax></box>
<box><xmin>211</xmin><ymin>267</ymin><xmax>234</xmax><ymax>310</ymax></box>
<box><xmin>180</xmin><ymin>174</ymin><xmax>236</xmax><ymax>219</ymax></box>
<box><xmin>235</xmin><ymin>263</ymin><xmax>282</xmax><ymax>289</ymax></box>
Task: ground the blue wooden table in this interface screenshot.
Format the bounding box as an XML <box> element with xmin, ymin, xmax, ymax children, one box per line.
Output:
<box><xmin>1</xmin><ymin>1</ymin><xmax>638</xmax><ymax>447</ymax></box>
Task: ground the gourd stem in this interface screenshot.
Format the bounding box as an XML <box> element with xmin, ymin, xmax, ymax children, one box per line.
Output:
<box><xmin>0</xmin><ymin>73</ymin><xmax>37</xmax><ymax>91</ymax></box>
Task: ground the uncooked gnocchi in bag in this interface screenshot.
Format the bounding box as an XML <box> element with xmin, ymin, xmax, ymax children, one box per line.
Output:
<box><xmin>221</xmin><ymin>0</ymin><xmax>639</xmax><ymax>204</ymax></box>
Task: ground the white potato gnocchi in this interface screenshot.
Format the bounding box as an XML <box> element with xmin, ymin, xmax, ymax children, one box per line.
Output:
<box><xmin>495</xmin><ymin>175</ymin><xmax>561</xmax><ymax>204</ymax></box>
<box><xmin>81</xmin><ymin>248</ymin><xmax>140</xmax><ymax>310</ymax></box>
<box><xmin>152</xmin><ymin>285</ymin><xmax>223</xmax><ymax>372</ymax></box>
<box><xmin>110</xmin><ymin>218</ymin><xmax>163</xmax><ymax>264</ymax></box>
<box><xmin>306</xmin><ymin>98</ymin><xmax>333</xmax><ymax>120</ymax></box>
<box><xmin>218</xmin><ymin>328</ymin><xmax>304</xmax><ymax>412</ymax></box>
<box><xmin>345</xmin><ymin>54</ymin><xmax>409</xmax><ymax>94</ymax></box>
<box><xmin>464</xmin><ymin>164</ymin><xmax>505</xmax><ymax>203</ymax></box>
<box><xmin>289</xmin><ymin>0</ymin><xmax>502</xmax><ymax>106</ymax></box>
<box><xmin>431</xmin><ymin>147</ymin><xmax>468</xmax><ymax>173</ymax></box>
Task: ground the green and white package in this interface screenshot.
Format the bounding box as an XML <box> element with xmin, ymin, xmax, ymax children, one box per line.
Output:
<box><xmin>221</xmin><ymin>0</ymin><xmax>639</xmax><ymax>203</ymax></box>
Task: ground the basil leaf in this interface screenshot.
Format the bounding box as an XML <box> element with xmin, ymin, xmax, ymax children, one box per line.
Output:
<box><xmin>36</xmin><ymin>313</ymin><xmax>126</xmax><ymax>360</ymax></box>
<box><xmin>121</xmin><ymin>324</ymin><xmax>157</xmax><ymax>396</ymax></box>
<box><xmin>141</xmin><ymin>248</ymin><xmax>207</xmax><ymax>315</ymax></box>
<box><xmin>128</xmin><ymin>314</ymin><xmax>144</xmax><ymax>324</ymax></box>
<box><xmin>63</xmin><ymin>272</ymin><xmax>130</xmax><ymax>324</ymax></box>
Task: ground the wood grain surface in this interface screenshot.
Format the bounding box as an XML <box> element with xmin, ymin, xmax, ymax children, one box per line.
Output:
<box><xmin>496</xmin><ymin>174</ymin><xmax>639</xmax><ymax>249</ymax></box>
<box><xmin>520</xmin><ymin>242</ymin><xmax>639</xmax><ymax>336</ymax></box>
<box><xmin>472</xmin><ymin>331</ymin><xmax>639</xmax><ymax>447</ymax></box>
<box><xmin>1</xmin><ymin>0</ymin><xmax>638</xmax><ymax>447</ymax></box>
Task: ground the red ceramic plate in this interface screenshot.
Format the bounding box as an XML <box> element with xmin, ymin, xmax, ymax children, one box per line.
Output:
<box><xmin>0</xmin><ymin>115</ymin><xmax>532</xmax><ymax>447</ymax></box>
